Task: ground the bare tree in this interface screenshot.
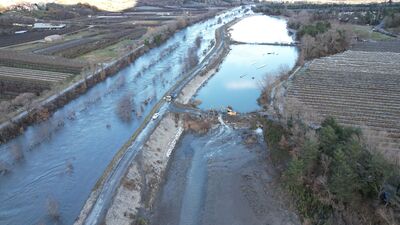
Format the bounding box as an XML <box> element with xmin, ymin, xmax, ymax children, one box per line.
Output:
<box><xmin>116</xmin><ymin>93</ymin><xmax>133</xmax><ymax>123</ymax></box>
<box><xmin>177</xmin><ymin>16</ymin><xmax>188</xmax><ymax>29</ymax></box>
<box><xmin>258</xmin><ymin>66</ymin><xmax>290</xmax><ymax>107</ymax></box>
<box><xmin>182</xmin><ymin>47</ymin><xmax>199</xmax><ymax>73</ymax></box>
<box><xmin>66</xmin><ymin>160</ymin><xmax>74</xmax><ymax>175</ymax></box>
<box><xmin>0</xmin><ymin>101</ymin><xmax>11</xmax><ymax>119</ymax></box>
<box><xmin>9</xmin><ymin>143</ymin><xmax>24</xmax><ymax>162</ymax></box>
<box><xmin>195</xmin><ymin>35</ymin><xmax>203</xmax><ymax>48</ymax></box>
<box><xmin>300</xmin><ymin>34</ymin><xmax>317</xmax><ymax>59</ymax></box>
<box><xmin>0</xmin><ymin>160</ymin><xmax>10</xmax><ymax>175</ymax></box>
<box><xmin>301</xmin><ymin>27</ymin><xmax>353</xmax><ymax>60</ymax></box>
<box><xmin>11</xmin><ymin>92</ymin><xmax>36</xmax><ymax>109</ymax></box>
<box><xmin>47</xmin><ymin>196</ymin><xmax>60</xmax><ymax>220</ymax></box>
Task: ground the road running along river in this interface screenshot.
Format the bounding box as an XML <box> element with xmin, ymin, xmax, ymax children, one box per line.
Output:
<box><xmin>0</xmin><ymin>7</ymin><xmax>248</xmax><ymax>225</ymax></box>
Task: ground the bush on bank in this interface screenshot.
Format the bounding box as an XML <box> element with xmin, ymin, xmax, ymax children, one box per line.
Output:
<box><xmin>262</xmin><ymin>117</ymin><xmax>400</xmax><ymax>224</ymax></box>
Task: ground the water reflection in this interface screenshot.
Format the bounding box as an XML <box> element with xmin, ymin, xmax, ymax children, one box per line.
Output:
<box><xmin>196</xmin><ymin>15</ymin><xmax>298</xmax><ymax>112</ymax></box>
<box><xmin>230</xmin><ymin>15</ymin><xmax>294</xmax><ymax>44</ymax></box>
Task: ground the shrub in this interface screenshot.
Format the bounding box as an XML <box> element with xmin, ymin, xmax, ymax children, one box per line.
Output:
<box><xmin>177</xmin><ymin>17</ymin><xmax>188</xmax><ymax>29</ymax></box>
<box><xmin>9</xmin><ymin>143</ymin><xmax>24</xmax><ymax>162</ymax></box>
<box><xmin>0</xmin><ymin>101</ymin><xmax>11</xmax><ymax>115</ymax></box>
<box><xmin>258</xmin><ymin>66</ymin><xmax>290</xmax><ymax>107</ymax></box>
<box><xmin>384</xmin><ymin>13</ymin><xmax>400</xmax><ymax>28</ymax></box>
<box><xmin>195</xmin><ymin>35</ymin><xmax>203</xmax><ymax>48</ymax></box>
<box><xmin>182</xmin><ymin>46</ymin><xmax>199</xmax><ymax>73</ymax></box>
<box><xmin>300</xmin><ymin>27</ymin><xmax>352</xmax><ymax>60</ymax></box>
<box><xmin>281</xmin><ymin>117</ymin><xmax>397</xmax><ymax>223</ymax></box>
<box><xmin>47</xmin><ymin>196</ymin><xmax>60</xmax><ymax>220</ymax></box>
<box><xmin>297</xmin><ymin>21</ymin><xmax>331</xmax><ymax>39</ymax></box>
<box><xmin>11</xmin><ymin>92</ymin><xmax>36</xmax><ymax>108</ymax></box>
<box><xmin>135</xmin><ymin>217</ymin><xmax>148</xmax><ymax>225</ymax></box>
<box><xmin>0</xmin><ymin>160</ymin><xmax>10</xmax><ymax>175</ymax></box>
<box><xmin>116</xmin><ymin>93</ymin><xmax>133</xmax><ymax>123</ymax></box>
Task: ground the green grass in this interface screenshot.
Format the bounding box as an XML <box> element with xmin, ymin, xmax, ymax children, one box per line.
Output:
<box><xmin>78</xmin><ymin>39</ymin><xmax>134</xmax><ymax>63</ymax></box>
<box><xmin>351</xmin><ymin>25</ymin><xmax>395</xmax><ymax>41</ymax></box>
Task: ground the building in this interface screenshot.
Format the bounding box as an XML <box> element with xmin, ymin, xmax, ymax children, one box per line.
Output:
<box><xmin>33</xmin><ymin>23</ymin><xmax>66</xmax><ymax>30</ymax></box>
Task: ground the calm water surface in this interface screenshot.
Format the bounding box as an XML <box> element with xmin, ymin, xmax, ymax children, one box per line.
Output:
<box><xmin>196</xmin><ymin>15</ymin><xmax>298</xmax><ymax>112</ymax></box>
<box><xmin>230</xmin><ymin>15</ymin><xmax>294</xmax><ymax>44</ymax></box>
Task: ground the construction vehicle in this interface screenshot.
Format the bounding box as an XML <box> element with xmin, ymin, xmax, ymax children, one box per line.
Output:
<box><xmin>226</xmin><ymin>106</ymin><xmax>237</xmax><ymax>116</ymax></box>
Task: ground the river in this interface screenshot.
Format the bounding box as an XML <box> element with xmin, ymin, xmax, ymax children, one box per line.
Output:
<box><xmin>0</xmin><ymin>7</ymin><xmax>249</xmax><ymax>225</ymax></box>
<box><xmin>150</xmin><ymin>14</ymin><xmax>300</xmax><ymax>225</ymax></box>
<box><xmin>196</xmin><ymin>15</ymin><xmax>298</xmax><ymax>112</ymax></box>
<box><xmin>151</xmin><ymin>119</ymin><xmax>300</xmax><ymax>225</ymax></box>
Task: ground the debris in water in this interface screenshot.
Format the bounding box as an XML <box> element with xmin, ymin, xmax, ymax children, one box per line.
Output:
<box><xmin>257</xmin><ymin>64</ymin><xmax>266</xmax><ymax>69</ymax></box>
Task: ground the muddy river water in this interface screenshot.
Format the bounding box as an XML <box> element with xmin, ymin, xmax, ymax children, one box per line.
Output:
<box><xmin>151</xmin><ymin>120</ymin><xmax>299</xmax><ymax>225</ymax></box>
<box><xmin>151</xmin><ymin>15</ymin><xmax>299</xmax><ymax>225</ymax></box>
<box><xmin>0</xmin><ymin>9</ymin><xmax>298</xmax><ymax>225</ymax></box>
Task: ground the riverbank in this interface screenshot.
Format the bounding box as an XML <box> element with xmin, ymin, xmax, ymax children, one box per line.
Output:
<box><xmin>105</xmin><ymin>113</ymin><xmax>183</xmax><ymax>225</ymax></box>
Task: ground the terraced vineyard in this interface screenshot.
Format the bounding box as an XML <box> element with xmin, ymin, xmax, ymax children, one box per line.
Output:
<box><xmin>0</xmin><ymin>66</ymin><xmax>73</xmax><ymax>95</ymax></box>
<box><xmin>0</xmin><ymin>50</ymin><xmax>86</xmax><ymax>74</ymax></box>
<box><xmin>287</xmin><ymin>50</ymin><xmax>400</xmax><ymax>159</ymax></box>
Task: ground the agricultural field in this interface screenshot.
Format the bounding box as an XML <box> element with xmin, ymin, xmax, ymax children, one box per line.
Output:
<box><xmin>0</xmin><ymin>66</ymin><xmax>73</xmax><ymax>96</ymax></box>
<box><xmin>0</xmin><ymin>26</ymin><xmax>83</xmax><ymax>47</ymax></box>
<box><xmin>0</xmin><ymin>50</ymin><xmax>86</xmax><ymax>74</ymax></box>
<box><xmin>287</xmin><ymin>49</ymin><xmax>400</xmax><ymax>160</ymax></box>
<box><xmin>351</xmin><ymin>40</ymin><xmax>400</xmax><ymax>53</ymax></box>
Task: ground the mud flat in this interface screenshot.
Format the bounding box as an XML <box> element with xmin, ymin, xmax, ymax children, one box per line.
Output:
<box><xmin>104</xmin><ymin>113</ymin><xmax>183</xmax><ymax>225</ymax></box>
<box><xmin>150</xmin><ymin>125</ymin><xmax>300</xmax><ymax>225</ymax></box>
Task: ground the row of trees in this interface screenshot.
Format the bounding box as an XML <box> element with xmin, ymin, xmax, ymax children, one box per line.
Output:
<box><xmin>285</xmin><ymin>10</ymin><xmax>353</xmax><ymax>60</ymax></box>
<box><xmin>263</xmin><ymin>116</ymin><xmax>399</xmax><ymax>224</ymax></box>
<box><xmin>0</xmin><ymin>92</ymin><xmax>37</xmax><ymax>121</ymax></box>
<box><xmin>300</xmin><ymin>28</ymin><xmax>353</xmax><ymax>60</ymax></box>
<box><xmin>384</xmin><ymin>12</ymin><xmax>400</xmax><ymax>28</ymax></box>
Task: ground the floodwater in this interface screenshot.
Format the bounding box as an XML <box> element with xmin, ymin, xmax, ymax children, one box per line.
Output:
<box><xmin>151</xmin><ymin>14</ymin><xmax>301</xmax><ymax>224</ymax></box>
<box><xmin>196</xmin><ymin>15</ymin><xmax>298</xmax><ymax>112</ymax></box>
<box><xmin>0</xmin><ymin>7</ymin><xmax>249</xmax><ymax>225</ymax></box>
<box><xmin>151</xmin><ymin>120</ymin><xmax>300</xmax><ymax>225</ymax></box>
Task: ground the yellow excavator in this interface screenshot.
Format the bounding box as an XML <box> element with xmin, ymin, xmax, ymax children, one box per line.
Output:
<box><xmin>226</xmin><ymin>106</ymin><xmax>237</xmax><ymax>116</ymax></box>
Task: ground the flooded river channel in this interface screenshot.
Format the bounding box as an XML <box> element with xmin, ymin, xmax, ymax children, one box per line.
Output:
<box><xmin>0</xmin><ymin>9</ymin><xmax>298</xmax><ymax>225</ymax></box>
<box><xmin>0</xmin><ymin>7</ymin><xmax>248</xmax><ymax>225</ymax></box>
<box><xmin>151</xmin><ymin>120</ymin><xmax>300</xmax><ymax>225</ymax></box>
<box><xmin>151</xmin><ymin>14</ymin><xmax>300</xmax><ymax>225</ymax></box>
